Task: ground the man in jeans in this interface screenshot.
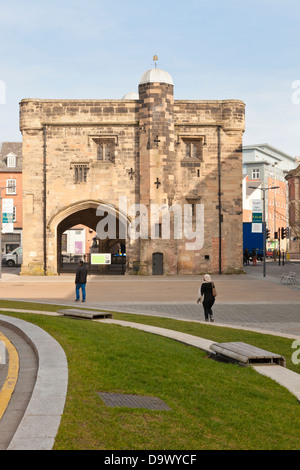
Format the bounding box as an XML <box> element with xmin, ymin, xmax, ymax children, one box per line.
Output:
<box><xmin>75</xmin><ymin>260</ymin><xmax>88</xmax><ymax>302</ymax></box>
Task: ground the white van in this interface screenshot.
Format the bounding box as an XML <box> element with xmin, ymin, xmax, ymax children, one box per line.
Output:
<box><xmin>2</xmin><ymin>247</ymin><xmax>23</xmax><ymax>267</ymax></box>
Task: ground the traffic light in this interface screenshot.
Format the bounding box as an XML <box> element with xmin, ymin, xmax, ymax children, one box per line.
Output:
<box><xmin>274</xmin><ymin>231</ymin><xmax>278</xmax><ymax>239</ymax></box>
<box><xmin>265</xmin><ymin>228</ymin><xmax>270</xmax><ymax>239</ymax></box>
<box><xmin>285</xmin><ymin>227</ymin><xmax>290</xmax><ymax>238</ymax></box>
<box><xmin>281</xmin><ymin>227</ymin><xmax>286</xmax><ymax>239</ymax></box>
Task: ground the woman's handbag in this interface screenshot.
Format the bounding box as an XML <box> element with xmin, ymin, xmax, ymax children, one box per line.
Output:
<box><xmin>212</xmin><ymin>283</ymin><xmax>217</xmax><ymax>297</ymax></box>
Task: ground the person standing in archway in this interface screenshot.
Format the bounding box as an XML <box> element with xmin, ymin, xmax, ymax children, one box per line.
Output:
<box><xmin>75</xmin><ymin>260</ymin><xmax>88</xmax><ymax>302</ymax></box>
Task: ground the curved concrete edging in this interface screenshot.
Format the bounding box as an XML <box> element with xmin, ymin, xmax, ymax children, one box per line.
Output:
<box><xmin>0</xmin><ymin>314</ymin><xmax>68</xmax><ymax>450</ymax></box>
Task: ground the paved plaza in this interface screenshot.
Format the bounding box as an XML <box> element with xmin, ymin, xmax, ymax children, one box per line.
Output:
<box><xmin>0</xmin><ymin>260</ymin><xmax>299</xmax><ymax>337</ymax></box>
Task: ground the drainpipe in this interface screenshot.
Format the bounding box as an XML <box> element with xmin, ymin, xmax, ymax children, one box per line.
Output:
<box><xmin>43</xmin><ymin>125</ymin><xmax>47</xmax><ymax>275</ymax></box>
<box><xmin>217</xmin><ymin>125</ymin><xmax>222</xmax><ymax>274</ymax></box>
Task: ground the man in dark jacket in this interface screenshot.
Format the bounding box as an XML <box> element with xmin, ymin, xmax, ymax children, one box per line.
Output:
<box><xmin>75</xmin><ymin>260</ymin><xmax>88</xmax><ymax>302</ymax></box>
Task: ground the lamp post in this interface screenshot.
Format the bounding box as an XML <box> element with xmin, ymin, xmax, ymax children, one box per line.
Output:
<box><xmin>249</xmin><ymin>185</ymin><xmax>279</xmax><ymax>277</ymax></box>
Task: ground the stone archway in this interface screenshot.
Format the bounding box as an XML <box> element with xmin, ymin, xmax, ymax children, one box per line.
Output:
<box><xmin>47</xmin><ymin>200</ymin><xmax>130</xmax><ymax>275</ymax></box>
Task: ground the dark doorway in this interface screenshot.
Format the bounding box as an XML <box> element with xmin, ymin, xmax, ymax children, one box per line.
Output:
<box><xmin>152</xmin><ymin>252</ymin><xmax>163</xmax><ymax>275</ymax></box>
<box><xmin>57</xmin><ymin>207</ymin><xmax>126</xmax><ymax>274</ymax></box>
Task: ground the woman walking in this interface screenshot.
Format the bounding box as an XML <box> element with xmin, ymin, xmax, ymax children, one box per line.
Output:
<box><xmin>197</xmin><ymin>274</ymin><xmax>216</xmax><ymax>322</ymax></box>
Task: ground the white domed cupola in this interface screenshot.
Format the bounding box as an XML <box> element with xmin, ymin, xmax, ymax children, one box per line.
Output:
<box><xmin>122</xmin><ymin>91</ymin><xmax>139</xmax><ymax>100</ymax></box>
<box><xmin>139</xmin><ymin>68</ymin><xmax>173</xmax><ymax>86</ymax></box>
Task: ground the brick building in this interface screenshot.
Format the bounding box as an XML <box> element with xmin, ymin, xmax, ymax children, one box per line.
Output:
<box><xmin>242</xmin><ymin>144</ymin><xmax>296</xmax><ymax>251</ymax></box>
<box><xmin>19</xmin><ymin>66</ymin><xmax>245</xmax><ymax>275</ymax></box>
<box><xmin>0</xmin><ymin>142</ymin><xmax>22</xmax><ymax>253</ymax></box>
<box><xmin>286</xmin><ymin>162</ymin><xmax>300</xmax><ymax>254</ymax></box>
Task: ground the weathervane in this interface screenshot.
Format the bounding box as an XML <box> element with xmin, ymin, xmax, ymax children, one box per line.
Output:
<box><xmin>153</xmin><ymin>55</ymin><xmax>158</xmax><ymax>68</ymax></box>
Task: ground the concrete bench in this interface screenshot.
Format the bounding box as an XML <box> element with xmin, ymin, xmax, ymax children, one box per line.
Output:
<box><xmin>280</xmin><ymin>272</ymin><xmax>296</xmax><ymax>285</ymax></box>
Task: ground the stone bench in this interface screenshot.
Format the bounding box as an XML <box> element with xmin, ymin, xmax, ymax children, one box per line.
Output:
<box><xmin>209</xmin><ymin>341</ymin><xmax>286</xmax><ymax>367</ymax></box>
<box><xmin>58</xmin><ymin>309</ymin><xmax>113</xmax><ymax>320</ymax></box>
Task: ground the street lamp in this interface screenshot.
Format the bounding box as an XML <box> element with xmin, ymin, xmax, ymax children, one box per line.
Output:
<box><xmin>249</xmin><ymin>185</ymin><xmax>279</xmax><ymax>277</ymax></box>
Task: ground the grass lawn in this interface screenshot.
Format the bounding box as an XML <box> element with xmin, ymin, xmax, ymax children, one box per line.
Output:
<box><xmin>0</xmin><ymin>299</ymin><xmax>299</xmax><ymax>450</ymax></box>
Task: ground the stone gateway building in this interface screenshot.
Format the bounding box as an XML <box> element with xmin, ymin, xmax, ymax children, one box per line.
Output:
<box><xmin>19</xmin><ymin>66</ymin><xmax>245</xmax><ymax>275</ymax></box>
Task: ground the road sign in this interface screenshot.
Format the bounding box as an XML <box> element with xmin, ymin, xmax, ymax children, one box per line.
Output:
<box><xmin>2</xmin><ymin>198</ymin><xmax>13</xmax><ymax>233</ymax></box>
<box><xmin>252</xmin><ymin>212</ymin><xmax>262</xmax><ymax>223</ymax></box>
<box><xmin>251</xmin><ymin>223</ymin><xmax>262</xmax><ymax>233</ymax></box>
<box><xmin>252</xmin><ymin>199</ymin><xmax>263</xmax><ymax>212</ymax></box>
<box><xmin>252</xmin><ymin>199</ymin><xmax>262</xmax><ymax>233</ymax></box>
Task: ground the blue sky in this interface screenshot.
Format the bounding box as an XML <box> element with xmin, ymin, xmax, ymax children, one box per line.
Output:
<box><xmin>0</xmin><ymin>0</ymin><xmax>300</xmax><ymax>155</ymax></box>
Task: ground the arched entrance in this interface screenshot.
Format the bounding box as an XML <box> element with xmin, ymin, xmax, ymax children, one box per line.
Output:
<box><xmin>48</xmin><ymin>200</ymin><xmax>129</xmax><ymax>275</ymax></box>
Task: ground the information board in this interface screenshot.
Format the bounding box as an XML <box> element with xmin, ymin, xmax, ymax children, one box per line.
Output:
<box><xmin>91</xmin><ymin>253</ymin><xmax>111</xmax><ymax>265</ymax></box>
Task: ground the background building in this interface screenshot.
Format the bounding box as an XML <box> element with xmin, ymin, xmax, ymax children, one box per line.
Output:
<box><xmin>0</xmin><ymin>142</ymin><xmax>23</xmax><ymax>253</ymax></box>
<box><xmin>243</xmin><ymin>144</ymin><xmax>296</xmax><ymax>252</ymax></box>
<box><xmin>286</xmin><ymin>161</ymin><xmax>300</xmax><ymax>255</ymax></box>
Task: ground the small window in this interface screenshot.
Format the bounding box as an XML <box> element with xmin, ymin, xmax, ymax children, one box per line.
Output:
<box><xmin>74</xmin><ymin>165</ymin><xmax>88</xmax><ymax>184</ymax></box>
<box><xmin>185</xmin><ymin>142</ymin><xmax>191</xmax><ymax>158</ymax></box>
<box><xmin>6</xmin><ymin>179</ymin><xmax>16</xmax><ymax>194</ymax></box>
<box><xmin>184</xmin><ymin>140</ymin><xmax>202</xmax><ymax>159</ymax></box>
<box><xmin>7</xmin><ymin>155</ymin><xmax>16</xmax><ymax>167</ymax></box>
<box><xmin>96</xmin><ymin>139</ymin><xmax>115</xmax><ymax>162</ymax></box>
<box><xmin>252</xmin><ymin>168</ymin><xmax>260</xmax><ymax>179</ymax></box>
